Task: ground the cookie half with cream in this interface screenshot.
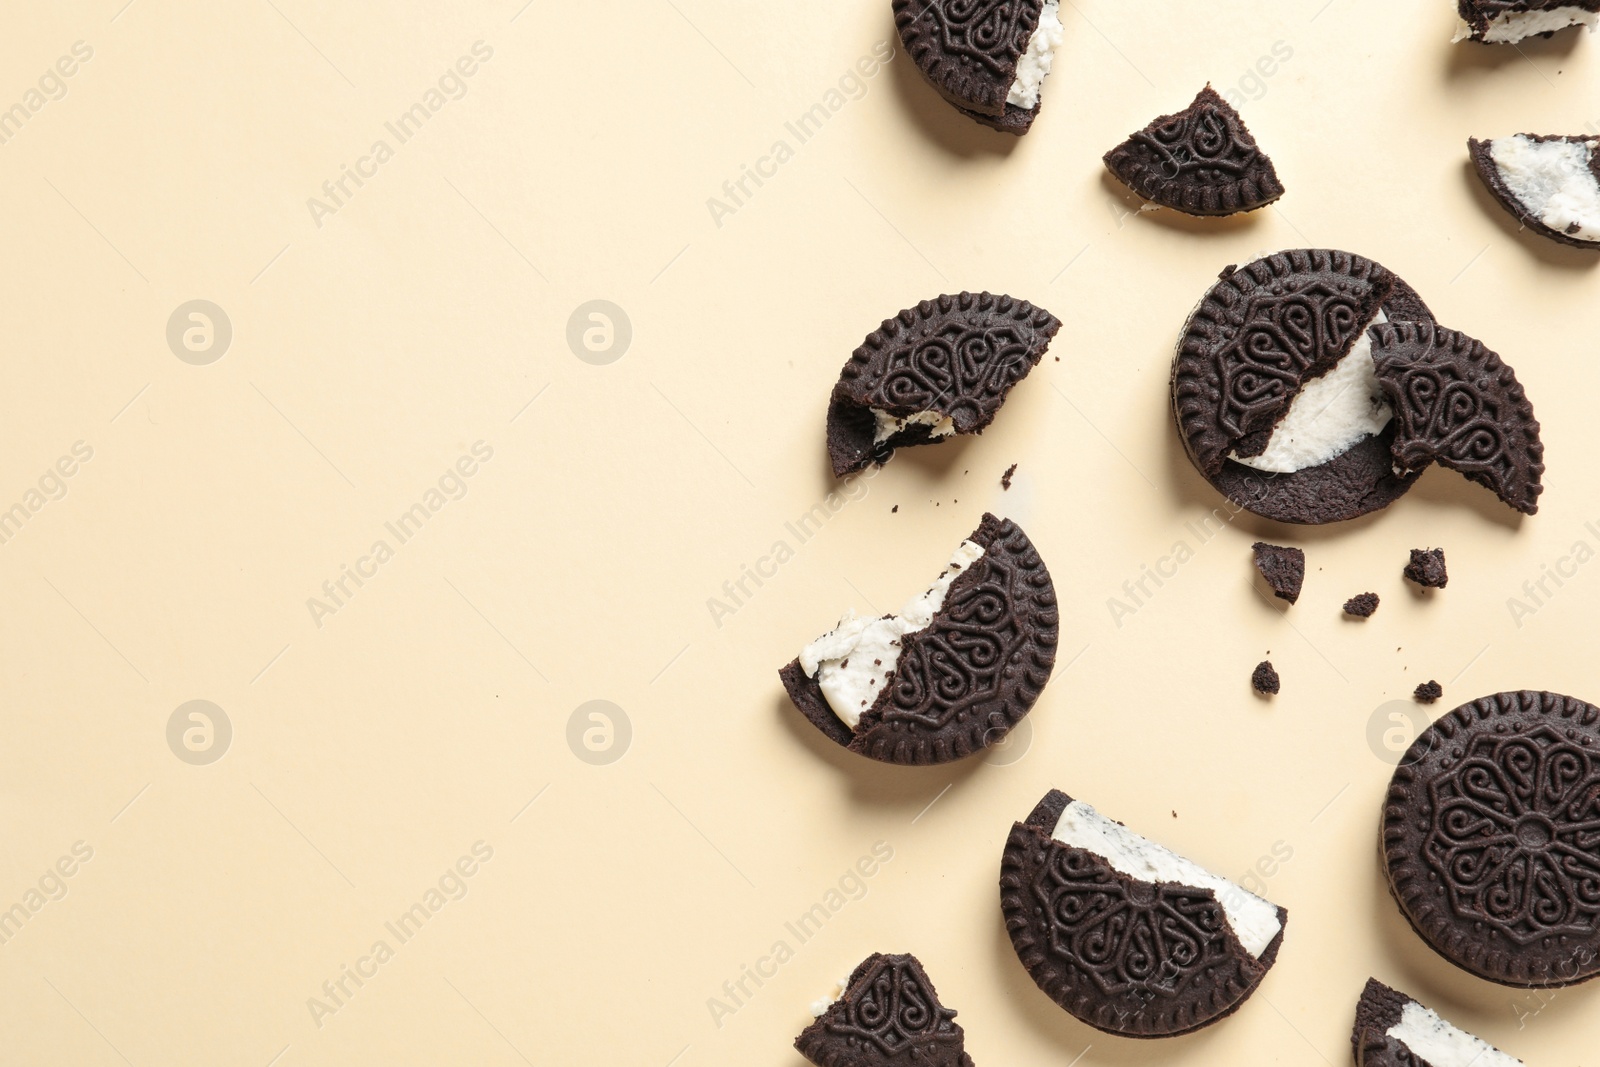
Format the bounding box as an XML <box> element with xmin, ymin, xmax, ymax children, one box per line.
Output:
<box><xmin>780</xmin><ymin>513</ymin><xmax>1056</xmax><ymax>765</ymax></box>
<box><xmin>1352</xmin><ymin>978</ymin><xmax>1525</xmax><ymax>1067</ymax></box>
<box><xmin>796</xmin><ymin>953</ymin><xmax>973</xmax><ymax>1067</ymax></box>
<box><xmin>1000</xmin><ymin>789</ymin><xmax>1287</xmax><ymax>1037</ymax></box>
<box><xmin>1453</xmin><ymin>1</ymin><xmax>1600</xmax><ymax>43</ymax></box>
<box><xmin>1470</xmin><ymin>134</ymin><xmax>1600</xmax><ymax>249</ymax></box>
<box><xmin>828</xmin><ymin>293</ymin><xmax>1060</xmax><ymax>478</ymax></box>
<box><xmin>1172</xmin><ymin>249</ymin><xmax>1435</xmax><ymax>524</ymax></box>
<box><xmin>892</xmin><ymin>0</ymin><xmax>1064</xmax><ymax>134</ymax></box>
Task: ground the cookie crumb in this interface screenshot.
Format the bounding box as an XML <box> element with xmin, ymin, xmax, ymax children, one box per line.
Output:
<box><xmin>1251</xmin><ymin>542</ymin><xmax>1305</xmax><ymax>604</ymax></box>
<box><xmin>1414</xmin><ymin>680</ymin><xmax>1443</xmax><ymax>704</ymax></box>
<box><xmin>1001</xmin><ymin>463</ymin><xmax>1017</xmax><ymax>490</ymax></box>
<box><xmin>1343</xmin><ymin>593</ymin><xmax>1380</xmax><ymax>618</ymax></box>
<box><xmin>891</xmin><ymin>505</ymin><xmax>898</xmax><ymax>513</ymax></box>
<box><xmin>1404</xmin><ymin>548</ymin><xmax>1448</xmax><ymax>589</ymax></box>
<box><xmin>1251</xmin><ymin>660</ymin><xmax>1280</xmax><ymax>696</ymax></box>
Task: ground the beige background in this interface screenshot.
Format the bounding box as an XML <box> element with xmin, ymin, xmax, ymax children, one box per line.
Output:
<box><xmin>1</xmin><ymin>0</ymin><xmax>1598</xmax><ymax>1063</ymax></box>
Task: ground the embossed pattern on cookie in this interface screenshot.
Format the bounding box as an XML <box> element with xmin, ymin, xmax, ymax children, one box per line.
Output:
<box><xmin>795</xmin><ymin>953</ymin><xmax>974</xmax><ymax>1067</ymax></box>
<box><xmin>1103</xmin><ymin>86</ymin><xmax>1284</xmax><ymax>216</ymax></box>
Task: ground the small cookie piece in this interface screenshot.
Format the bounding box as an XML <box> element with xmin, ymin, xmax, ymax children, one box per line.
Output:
<box><xmin>781</xmin><ymin>514</ymin><xmax>1057</xmax><ymax>765</ymax></box>
<box><xmin>1352</xmin><ymin>977</ymin><xmax>1524</xmax><ymax>1067</ymax></box>
<box><xmin>1001</xmin><ymin>789</ymin><xmax>1288</xmax><ymax>1037</ymax></box>
<box><xmin>1403</xmin><ymin>548</ymin><xmax>1448</xmax><ymax>589</ymax></box>
<box><xmin>1172</xmin><ymin>249</ymin><xmax>1434</xmax><ymax>524</ymax></box>
<box><xmin>1369</xmin><ymin>322</ymin><xmax>1544</xmax><ymax>515</ymax></box>
<box><xmin>893</xmin><ymin>0</ymin><xmax>1064</xmax><ymax>135</ymax></box>
<box><xmin>1343</xmin><ymin>593</ymin><xmax>1380</xmax><ymax>617</ymax></box>
<box><xmin>1001</xmin><ymin>463</ymin><xmax>1017</xmax><ymax>490</ymax></box>
<box><xmin>1454</xmin><ymin>1</ymin><xmax>1600</xmax><ymax>44</ymax></box>
<box><xmin>1469</xmin><ymin>134</ymin><xmax>1600</xmax><ymax>249</ymax></box>
<box><xmin>1414</xmin><ymin>680</ymin><xmax>1442</xmax><ymax>704</ymax></box>
<box><xmin>1103</xmin><ymin>86</ymin><xmax>1284</xmax><ymax>216</ymax></box>
<box><xmin>828</xmin><ymin>293</ymin><xmax>1060</xmax><ymax>478</ymax></box>
<box><xmin>1251</xmin><ymin>660</ymin><xmax>1280</xmax><ymax>695</ymax></box>
<box><xmin>1251</xmin><ymin>542</ymin><xmax>1305</xmax><ymax>604</ymax></box>
<box><xmin>1382</xmin><ymin>690</ymin><xmax>1600</xmax><ymax>987</ymax></box>
<box><xmin>796</xmin><ymin>952</ymin><xmax>974</xmax><ymax>1067</ymax></box>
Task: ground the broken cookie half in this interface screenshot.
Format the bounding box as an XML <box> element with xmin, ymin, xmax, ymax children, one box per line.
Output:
<box><xmin>1103</xmin><ymin>85</ymin><xmax>1284</xmax><ymax>216</ymax></box>
<box><xmin>828</xmin><ymin>293</ymin><xmax>1059</xmax><ymax>478</ymax></box>
<box><xmin>1470</xmin><ymin>133</ymin><xmax>1600</xmax><ymax>249</ymax></box>
<box><xmin>1453</xmin><ymin>0</ymin><xmax>1599</xmax><ymax>44</ymax></box>
<box><xmin>893</xmin><ymin>0</ymin><xmax>1064</xmax><ymax>134</ymax></box>
<box><xmin>1352</xmin><ymin>978</ymin><xmax>1525</xmax><ymax>1067</ymax></box>
<box><xmin>1000</xmin><ymin>789</ymin><xmax>1287</xmax><ymax>1037</ymax></box>
<box><xmin>796</xmin><ymin>953</ymin><xmax>974</xmax><ymax>1067</ymax></box>
<box><xmin>780</xmin><ymin>513</ymin><xmax>1057</xmax><ymax>766</ymax></box>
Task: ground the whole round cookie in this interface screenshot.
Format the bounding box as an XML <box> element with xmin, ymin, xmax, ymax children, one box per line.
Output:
<box><xmin>1171</xmin><ymin>249</ymin><xmax>1434</xmax><ymax>524</ymax></box>
<box><xmin>1382</xmin><ymin>690</ymin><xmax>1600</xmax><ymax>988</ymax></box>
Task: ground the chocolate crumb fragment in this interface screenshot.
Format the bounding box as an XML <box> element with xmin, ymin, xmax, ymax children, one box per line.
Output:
<box><xmin>1252</xmin><ymin>660</ymin><xmax>1280</xmax><ymax>695</ymax></box>
<box><xmin>1404</xmin><ymin>548</ymin><xmax>1448</xmax><ymax>589</ymax></box>
<box><xmin>1344</xmin><ymin>593</ymin><xmax>1380</xmax><ymax>618</ymax></box>
<box><xmin>1251</xmin><ymin>542</ymin><xmax>1305</xmax><ymax>604</ymax></box>
<box><xmin>1414</xmin><ymin>680</ymin><xmax>1442</xmax><ymax>704</ymax></box>
<box><xmin>1002</xmin><ymin>463</ymin><xmax>1017</xmax><ymax>490</ymax></box>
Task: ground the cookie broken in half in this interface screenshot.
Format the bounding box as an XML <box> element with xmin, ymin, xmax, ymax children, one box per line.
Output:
<box><xmin>1000</xmin><ymin>789</ymin><xmax>1287</xmax><ymax>1037</ymax></box>
<box><xmin>781</xmin><ymin>513</ymin><xmax>1057</xmax><ymax>766</ymax></box>
<box><xmin>893</xmin><ymin>0</ymin><xmax>1064</xmax><ymax>134</ymax></box>
<box><xmin>1453</xmin><ymin>1</ymin><xmax>1600</xmax><ymax>44</ymax></box>
<box><xmin>1352</xmin><ymin>978</ymin><xmax>1524</xmax><ymax>1066</ymax></box>
<box><xmin>1470</xmin><ymin>134</ymin><xmax>1600</xmax><ymax>249</ymax></box>
<box><xmin>1103</xmin><ymin>86</ymin><xmax>1284</xmax><ymax>216</ymax></box>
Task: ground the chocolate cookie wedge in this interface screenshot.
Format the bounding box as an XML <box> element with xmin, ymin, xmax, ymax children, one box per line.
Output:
<box><xmin>1352</xmin><ymin>978</ymin><xmax>1525</xmax><ymax>1067</ymax></box>
<box><xmin>781</xmin><ymin>513</ymin><xmax>1057</xmax><ymax>766</ymax></box>
<box><xmin>1382</xmin><ymin>690</ymin><xmax>1600</xmax><ymax>987</ymax></box>
<box><xmin>1252</xmin><ymin>542</ymin><xmax>1305</xmax><ymax>603</ymax></box>
<box><xmin>1370</xmin><ymin>322</ymin><xmax>1544</xmax><ymax>515</ymax></box>
<box><xmin>1470</xmin><ymin>134</ymin><xmax>1600</xmax><ymax>249</ymax></box>
<box><xmin>1000</xmin><ymin>789</ymin><xmax>1287</xmax><ymax>1037</ymax></box>
<box><xmin>1454</xmin><ymin>1</ymin><xmax>1600</xmax><ymax>43</ymax></box>
<box><xmin>1172</xmin><ymin>249</ymin><xmax>1434</xmax><ymax>524</ymax></box>
<box><xmin>828</xmin><ymin>293</ymin><xmax>1060</xmax><ymax>478</ymax></box>
<box><xmin>796</xmin><ymin>953</ymin><xmax>974</xmax><ymax>1067</ymax></box>
<box><xmin>1103</xmin><ymin>86</ymin><xmax>1284</xmax><ymax>216</ymax></box>
<box><xmin>893</xmin><ymin>0</ymin><xmax>1064</xmax><ymax>134</ymax></box>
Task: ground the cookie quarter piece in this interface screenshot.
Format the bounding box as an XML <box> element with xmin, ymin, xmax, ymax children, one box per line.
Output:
<box><xmin>1352</xmin><ymin>978</ymin><xmax>1524</xmax><ymax>1067</ymax></box>
<box><xmin>1172</xmin><ymin>249</ymin><xmax>1435</xmax><ymax>524</ymax></box>
<box><xmin>1454</xmin><ymin>1</ymin><xmax>1600</xmax><ymax>43</ymax></box>
<box><xmin>828</xmin><ymin>293</ymin><xmax>1060</xmax><ymax>478</ymax></box>
<box><xmin>1000</xmin><ymin>789</ymin><xmax>1287</xmax><ymax>1037</ymax></box>
<box><xmin>1470</xmin><ymin>134</ymin><xmax>1600</xmax><ymax>249</ymax></box>
<box><xmin>780</xmin><ymin>513</ymin><xmax>1057</xmax><ymax>765</ymax></box>
<box><xmin>893</xmin><ymin>0</ymin><xmax>1064</xmax><ymax>134</ymax></box>
<box><xmin>1103</xmin><ymin>86</ymin><xmax>1284</xmax><ymax>216</ymax></box>
<box><xmin>1382</xmin><ymin>690</ymin><xmax>1600</xmax><ymax>987</ymax></box>
<box><xmin>796</xmin><ymin>953</ymin><xmax>974</xmax><ymax>1067</ymax></box>
<box><xmin>1369</xmin><ymin>322</ymin><xmax>1544</xmax><ymax>515</ymax></box>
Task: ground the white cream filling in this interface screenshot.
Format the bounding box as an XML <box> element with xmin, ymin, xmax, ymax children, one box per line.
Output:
<box><xmin>1051</xmin><ymin>800</ymin><xmax>1283</xmax><ymax>957</ymax></box>
<box><xmin>1231</xmin><ymin>310</ymin><xmax>1391</xmax><ymax>473</ymax></box>
<box><xmin>871</xmin><ymin>408</ymin><xmax>956</xmax><ymax>446</ymax></box>
<box><xmin>1006</xmin><ymin>0</ymin><xmax>1063</xmax><ymax>109</ymax></box>
<box><xmin>1489</xmin><ymin>134</ymin><xmax>1600</xmax><ymax>242</ymax></box>
<box><xmin>809</xmin><ymin>974</ymin><xmax>852</xmax><ymax>1018</ymax></box>
<box><xmin>1387</xmin><ymin>1000</ymin><xmax>1524</xmax><ymax>1067</ymax></box>
<box><xmin>799</xmin><ymin>540</ymin><xmax>985</xmax><ymax>729</ymax></box>
<box><xmin>1453</xmin><ymin>6</ymin><xmax>1599</xmax><ymax>43</ymax></box>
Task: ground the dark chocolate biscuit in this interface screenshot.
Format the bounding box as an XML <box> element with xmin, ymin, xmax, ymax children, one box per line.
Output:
<box><xmin>1404</xmin><ymin>548</ymin><xmax>1448</xmax><ymax>589</ymax></box>
<box><xmin>1457</xmin><ymin>1</ymin><xmax>1600</xmax><ymax>43</ymax></box>
<box><xmin>796</xmin><ymin>952</ymin><xmax>974</xmax><ymax>1067</ymax></box>
<box><xmin>1252</xmin><ymin>542</ymin><xmax>1305</xmax><ymax>603</ymax></box>
<box><xmin>1000</xmin><ymin>789</ymin><xmax>1287</xmax><ymax>1037</ymax></box>
<box><xmin>1414</xmin><ymin>680</ymin><xmax>1442</xmax><ymax>704</ymax></box>
<box><xmin>1470</xmin><ymin>134</ymin><xmax>1600</xmax><ymax>248</ymax></box>
<box><xmin>1344</xmin><ymin>593</ymin><xmax>1379</xmax><ymax>618</ymax></box>
<box><xmin>828</xmin><ymin>293</ymin><xmax>1060</xmax><ymax>477</ymax></box>
<box><xmin>1351</xmin><ymin>977</ymin><xmax>1525</xmax><ymax>1067</ymax></box>
<box><xmin>1172</xmin><ymin>249</ymin><xmax>1434</xmax><ymax>524</ymax></box>
<box><xmin>1370</xmin><ymin>322</ymin><xmax>1543</xmax><ymax>515</ymax></box>
<box><xmin>781</xmin><ymin>513</ymin><xmax>1057</xmax><ymax>765</ymax></box>
<box><xmin>893</xmin><ymin>0</ymin><xmax>1056</xmax><ymax>134</ymax></box>
<box><xmin>1103</xmin><ymin>86</ymin><xmax>1284</xmax><ymax>216</ymax></box>
<box><xmin>1382</xmin><ymin>690</ymin><xmax>1600</xmax><ymax>987</ymax></box>
<box><xmin>1251</xmin><ymin>660</ymin><xmax>1279</xmax><ymax>696</ymax></box>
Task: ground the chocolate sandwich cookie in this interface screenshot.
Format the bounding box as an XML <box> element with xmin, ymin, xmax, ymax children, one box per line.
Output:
<box><xmin>1352</xmin><ymin>977</ymin><xmax>1525</xmax><ymax>1067</ymax></box>
<box><xmin>1470</xmin><ymin>134</ymin><xmax>1600</xmax><ymax>249</ymax></box>
<box><xmin>1454</xmin><ymin>1</ymin><xmax>1600</xmax><ymax>44</ymax></box>
<box><xmin>1103</xmin><ymin>86</ymin><xmax>1284</xmax><ymax>216</ymax></box>
<box><xmin>796</xmin><ymin>953</ymin><xmax>973</xmax><ymax>1067</ymax></box>
<box><xmin>1172</xmin><ymin>249</ymin><xmax>1434</xmax><ymax>524</ymax></box>
<box><xmin>828</xmin><ymin>293</ymin><xmax>1060</xmax><ymax>478</ymax></box>
<box><xmin>893</xmin><ymin>0</ymin><xmax>1064</xmax><ymax>134</ymax></box>
<box><xmin>1000</xmin><ymin>789</ymin><xmax>1287</xmax><ymax>1037</ymax></box>
<box><xmin>781</xmin><ymin>513</ymin><xmax>1057</xmax><ymax>766</ymax></box>
<box><xmin>1370</xmin><ymin>322</ymin><xmax>1544</xmax><ymax>515</ymax></box>
<box><xmin>1252</xmin><ymin>542</ymin><xmax>1305</xmax><ymax>603</ymax></box>
<box><xmin>1382</xmin><ymin>690</ymin><xmax>1600</xmax><ymax>987</ymax></box>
